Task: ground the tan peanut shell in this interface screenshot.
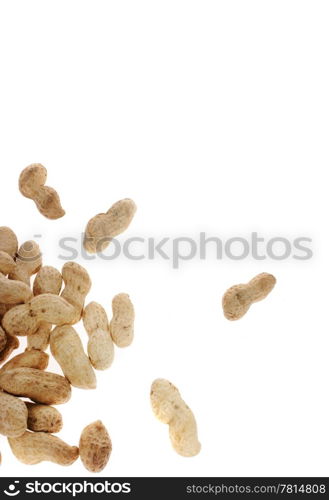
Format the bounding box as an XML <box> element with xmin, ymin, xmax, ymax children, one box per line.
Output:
<box><xmin>84</xmin><ymin>198</ymin><xmax>137</xmax><ymax>253</ymax></box>
<box><xmin>26</xmin><ymin>403</ymin><xmax>63</xmax><ymax>433</ymax></box>
<box><xmin>0</xmin><ymin>392</ymin><xmax>28</xmax><ymax>437</ymax></box>
<box><xmin>0</xmin><ymin>273</ymin><xmax>32</xmax><ymax>305</ymax></box>
<box><xmin>0</xmin><ymin>335</ymin><xmax>19</xmax><ymax>364</ymax></box>
<box><xmin>79</xmin><ymin>420</ymin><xmax>112</xmax><ymax>472</ymax></box>
<box><xmin>83</xmin><ymin>302</ymin><xmax>114</xmax><ymax>370</ymax></box>
<box><xmin>8</xmin><ymin>431</ymin><xmax>78</xmax><ymax>465</ymax></box>
<box><xmin>50</xmin><ymin>325</ymin><xmax>96</xmax><ymax>389</ymax></box>
<box><xmin>19</xmin><ymin>164</ymin><xmax>65</xmax><ymax>219</ymax></box>
<box><xmin>9</xmin><ymin>241</ymin><xmax>42</xmax><ymax>285</ymax></box>
<box><xmin>0</xmin><ymin>227</ymin><xmax>18</xmax><ymax>258</ymax></box>
<box><xmin>150</xmin><ymin>378</ymin><xmax>201</xmax><ymax>457</ymax></box>
<box><xmin>0</xmin><ymin>251</ymin><xmax>16</xmax><ymax>275</ymax></box>
<box><xmin>60</xmin><ymin>262</ymin><xmax>91</xmax><ymax>323</ymax></box>
<box><xmin>0</xmin><ymin>348</ymin><xmax>49</xmax><ymax>374</ymax></box>
<box><xmin>110</xmin><ymin>293</ymin><xmax>134</xmax><ymax>347</ymax></box>
<box><xmin>0</xmin><ymin>326</ymin><xmax>6</xmax><ymax>352</ymax></box>
<box><xmin>0</xmin><ymin>367</ymin><xmax>71</xmax><ymax>405</ymax></box>
<box><xmin>2</xmin><ymin>294</ymin><xmax>77</xmax><ymax>336</ymax></box>
<box><xmin>222</xmin><ymin>272</ymin><xmax>276</xmax><ymax>320</ymax></box>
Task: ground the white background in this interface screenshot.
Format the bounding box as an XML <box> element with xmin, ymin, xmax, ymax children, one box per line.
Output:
<box><xmin>0</xmin><ymin>0</ymin><xmax>328</xmax><ymax>478</ymax></box>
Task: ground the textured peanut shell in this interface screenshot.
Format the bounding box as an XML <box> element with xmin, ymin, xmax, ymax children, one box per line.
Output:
<box><xmin>83</xmin><ymin>302</ymin><xmax>114</xmax><ymax>370</ymax></box>
<box><xmin>79</xmin><ymin>420</ymin><xmax>112</xmax><ymax>472</ymax></box>
<box><xmin>50</xmin><ymin>325</ymin><xmax>96</xmax><ymax>389</ymax></box>
<box><xmin>2</xmin><ymin>294</ymin><xmax>77</xmax><ymax>336</ymax></box>
<box><xmin>110</xmin><ymin>293</ymin><xmax>134</xmax><ymax>347</ymax></box>
<box><xmin>0</xmin><ymin>273</ymin><xmax>32</xmax><ymax>304</ymax></box>
<box><xmin>0</xmin><ymin>392</ymin><xmax>28</xmax><ymax>437</ymax></box>
<box><xmin>0</xmin><ymin>367</ymin><xmax>71</xmax><ymax>404</ymax></box>
<box><xmin>0</xmin><ymin>326</ymin><xmax>6</xmax><ymax>352</ymax></box>
<box><xmin>0</xmin><ymin>335</ymin><xmax>19</xmax><ymax>364</ymax></box>
<box><xmin>222</xmin><ymin>272</ymin><xmax>276</xmax><ymax>320</ymax></box>
<box><xmin>84</xmin><ymin>198</ymin><xmax>137</xmax><ymax>253</ymax></box>
<box><xmin>10</xmin><ymin>241</ymin><xmax>42</xmax><ymax>285</ymax></box>
<box><xmin>60</xmin><ymin>262</ymin><xmax>91</xmax><ymax>323</ymax></box>
<box><xmin>33</xmin><ymin>266</ymin><xmax>63</xmax><ymax>296</ymax></box>
<box><xmin>0</xmin><ymin>251</ymin><xmax>16</xmax><ymax>275</ymax></box>
<box><xmin>0</xmin><ymin>348</ymin><xmax>49</xmax><ymax>374</ymax></box>
<box><xmin>151</xmin><ymin>378</ymin><xmax>201</xmax><ymax>457</ymax></box>
<box><xmin>8</xmin><ymin>431</ymin><xmax>78</xmax><ymax>465</ymax></box>
<box><xmin>27</xmin><ymin>323</ymin><xmax>52</xmax><ymax>351</ymax></box>
<box><xmin>19</xmin><ymin>164</ymin><xmax>65</xmax><ymax>219</ymax></box>
<box><xmin>0</xmin><ymin>227</ymin><xmax>18</xmax><ymax>258</ymax></box>
<box><xmin>26</xmin><ymin>403</ymin><xmax>63</xmax><ymax>433</ymax></box>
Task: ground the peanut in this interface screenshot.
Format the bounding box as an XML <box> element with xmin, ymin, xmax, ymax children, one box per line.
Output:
<box><xmin>0</xmin><ymin>335</ymin><xmax>19</xmax><ymax>364</ymax></box>
<box><xmin>19</xmin><ymin>164</ymin><xmax>65</xmax><ymax>219</ymax></box>
<box><xmin>26</xmin><ymin>403</ymin><xmax>63</xmax><ymax>433</ymax></box>
<box><xmin>0</xmin><ymin>348</ymin><xmax>49</xmax><ymax>374</ymax></box>
<box><xmin>61</xmin><ymin>262</ymin><xmax>91</xmax><ymax>323</ymax></box>
<box><xmin>9</xmin><ymin>240</ymin><xmax>42</xmax><ymax>286</ymax></box>
<box><xmin>222</xmin><ymin>272</ymin><xmax>276</xmax><ymax>320</ymax></box>
<box><xmin>110</xmin><ymin>293</ymin><xmax>134</xmax><ymax>348</ymax></box>
<box><xmin>0</xmin><ymin>273</ymin><xmax>32</xmax><ymax>304</ymax></box>
<box><xmin>84</xmin><ymin>198</ymin><xmax>137</xmax><ymax>253</ymax></box>
<box><xmin>28</xmin><ymin>266</ymin><xmax>63</xmax><ymax>351</ymax></box>
<box><xmin>0</xmin><ymin>392</ymin><xmax>28</xmax><ymax>437</ymax></box>
<box><xmin>0</xmin><ymin>367</ymin><xmax>71</xmax><ymax>405</ymax></box>
<box><xmin>79</xmin><ymin>420</ymin><xmax>112</xmax><ymax>473</ymax></box>
<box><xmin>0</xmin><ymin>251</ymin><xmax>16</xmax><ymax>275</ymax></box>
<box><xmin>0</xmin><ymin>326</ymin><xmax>6</xmax><ymax>352</ymax></box>
<box><xmin>150</xmin><ymin>378</ymin><xmax>201</xmax><ymax>457</ymax></box>
<box><xmin>50</xmin><ymin>325</ymin><xmax>96</xmax><ymax>389</ymax></box>
<box><xmin>83</xmin><ymin>302</ymin><xmax>114</xmax><ymax>370</ymax></box>
<box><xmin>8</xmin><ymin>431</ymin><xmax>78</xmax><ymax>465</ymax></box>
<box><xmin>0</xmin><ymin>227</ymin><xmax>18</xmax><ymax>258</ymax></box>
<box><xmin>2</xmin><ymin>294</ymin><xmax>77</xmax><ymax>337</ymax></box>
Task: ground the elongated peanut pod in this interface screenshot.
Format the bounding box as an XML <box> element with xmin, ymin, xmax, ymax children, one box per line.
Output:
<box><xmin>50</xmin><ymin>325</ymin><xmax>96</xmax><ymax>389</ymax></box>
<box><xmin>0</xmin><ymin>367</ymin><xmax>71</xmax><ymax>404</ymax></box>
<box><xmin>222</xmin><ymin>272</ymin><xmax>276</xmax><ymax>320</ymax></box>
<box><xmin>150</xmin><ymin>378</ymin><xmax>201</xmax><ymax>457</ymax></box>
<box><xmin>0</xmin><ymin>348</ymin><xmax>49</xmax><ymax>374</ymax></box>
<box><xmin>8</xmin><ymin>431</ymin><xmax>78</xmax><ymax>465</ymax></box>
<box><xmin>19</xmin><ymin>164</ymin><xmax>65</xmax><ymax>219</ymax></box>
<box><xmin>60</xmin><ymin>262</ymin><xmax>91</xmax><ymax>323</ymax></box>
<box><xmin>84</xmin><ymin>198</ymin><xmax>137</xmax><ymax>253</ymax></box>
<box><xmin>0</xmin><ymin>251</ymin><xmax>16</xmax><ymax>275</ymax></box>
<box><xmin>110</xmin><ymin>293</ymin><xmax>134</xmax><ymax>347</ymax></box>
<box><xmin>0</xmin><ymin>392</ymin><xmax>28</xmax><ymax>437</ymax></box>
<box><xmin>79</xmin><ymin>420</ymin><xmax>112</xmax><ymax>472</ymax></box>
<box><xmin>0</xmin><ymin>274</ymin><xmax>32</xmax><ymax>304</ymax></box>
<box><xmin>0</xmin><ymin>227</ymin><xmax>18</xmax><ymax>258</ymax></box>
<box><xmin>83</xmin><ymin>302</ymin><xmax>114</xmax><ymax>370</ymax></box>
<box><xmin>9</xmin><ymin>241</ymin><xmax>42</xmax><ymax>286</ymax></box>
<box><xmin>26</xmin><ymin>403</ymin><xmax>63</xmax><ymax>433</ymax></box>
<box><xmin>2</xmin><ymin>294</ymin><xmax>77</xmax><ymax>336</ymax></box>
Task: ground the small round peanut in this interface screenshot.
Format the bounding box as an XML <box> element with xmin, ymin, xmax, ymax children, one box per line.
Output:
<box><xmin>84</xmin><ymin>198</ymin><xmax>137</xmax><ymax>253</ymax></box>
<box><xmin>0</xmin><ymin>227</ymin><xmax>18</xmax><ymax>258</ymax></box>
<box><xmin>151</xmin><ymin>378</ymin><xmax>201</xmax><ymax>457</ymax></box>
<box><xmin>83</xmin><ymin>302</ymin><xmax>114</xmax><ymax>370</ymax></box>
<box><xmin>50</xmin><ymin>325</ymin><xmax>96</xmax><ymax>389</ymax></box>
<box><xmin>0</xmin><ymin>273</ymin><xmax>32</xmax><ymax>305</ymax></box>
<box><xmin>0</xmin><ymin>367</ymin><xmax>71</xmax><ymax>405</ymax></box>
<box><xmin>19</xmin><ymin>164</ymin><xmax>65</xmax><ymax>219</ymax></box>
<box><xmin>79</xmin><ymin>420</ymin><xmax>112</xmax><ymax>473</ymax></box>
<box><xmin>0</xmin><ymin>348</ymin><xmax>49</xmax><ymax>374</ymax></box>
<box><xmin>61</xmin><ymin>262</ymin><xmax>91</xmax><ymax>323</ymax></box>
<box><xmin>0</xmin><ymin>251</ymin><xmax>16</xmax><ymax>275</ymax></box>
<box><xmin>9</xmin><ymin>240</ymin><xmax>42</xmax><ymax>286</ymax></box>
<box><xmin>8</xmin><ymin>431</ymin><xmax>79</xmax><ymax>465</ymax></box>
<box><xmin>222</xmin><ymin>272</ymin><xmax>277</xmax><ymax>320</ymax></box>
<box><xmin>26</xmin><ymin>403</ymin><xmax>63</xmax><ymax>433</ymax></box>
<box><xmin>0</xmin><ymin>392</ymin><xmax>28</xmax><ymax>437</ymax></box>
<box><xmin>110</xmin><ymin>293</ymin><xmax>134</xmax><ymax>348</ymax></box>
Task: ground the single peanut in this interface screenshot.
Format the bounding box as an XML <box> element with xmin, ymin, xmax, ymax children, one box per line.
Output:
<box><xmin>110</xmin><ymin>293</ymin><xmax>134</xmax><ymax>348</ymax></box>
<box><xmin>0</xmin><ymin>335</ymin><xmax>19</xmax><ymax>364</ymax></box>
<box><xmin>0</xmin><ymin>273</ymin><xmax>32</xmax><ymax>304</ymax></box>
<box><xmin>0</xmin><ymin>251</ymin><xmax>16</xmax><ymax>275</ymax></box>
<box><xmin>83</xmin><ymin>302</ymin><xmax>114</xmax><ymax>370</ymax></box>
<box><xmin>0</xmin><ymin>367</ymin><xmax>71</xmax><ymax>405</ymax></box>
<box><xmin>79</xmin><ymin>420</ymin><xmax>112</xmax><ymax>473</ymax></box>
<box><xmin>0</xmin><ymin>227</ymin><xmax>18</xmax><ymax>258</ymax></box>
<box><xmin>84</xmin><ymin>198</ymin><xmax>137</xmax><ymax>253</ymax></box>
<box><xmin>2</xmin><ymin>294</ymin><xmax>77</xmax><ymax>337</ymax></box>
<box><xmin>26</xmin><ymin>403</ymin><xmax>63</xmax><ymax>433</ymax></box>
<box><xmin>50</xmin><ymin>325</ymin><xmax>96</xmax><ymax>389</ymax></box>
<box><xmin>0</xmin><ymin>392</ymin><xmax>28</xmax><ymax>437</ymax></box>
<box><xmin>19</xmin><ymin>164</ymin><xmax>65</xmax><ymax>219</ymax></box>
<box><xmin>8</xmin><ymin>431</ymin><xmax>78</xmax><ymax>465</ymax></box>
<box><xmin>0</xmin><ymin>326</ymin><xmax>6</xmax><ymax>352</ymax></box>
<box><xmin>0</xmin><ymin>348</ymin><xmax>49</xmax><ymax>374</ymax></box>
<box><xmin>9</xmin><ymin>240</ymin><xmax>42</xmax><ymax>286</ymax></box>
<box><xmin>150</xmin><ymin>378</ymin><xmax>201</xmax><ymax>457</ymax></box>
<box><xmin>222</xmin><ymin>272</ymin><xmax>276</xmax><ymax>320</ymax></box>
<box><xmin>60</xmin><ymin>262</ymin><xmax>91</xmax><ymax>323</ymax></box>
